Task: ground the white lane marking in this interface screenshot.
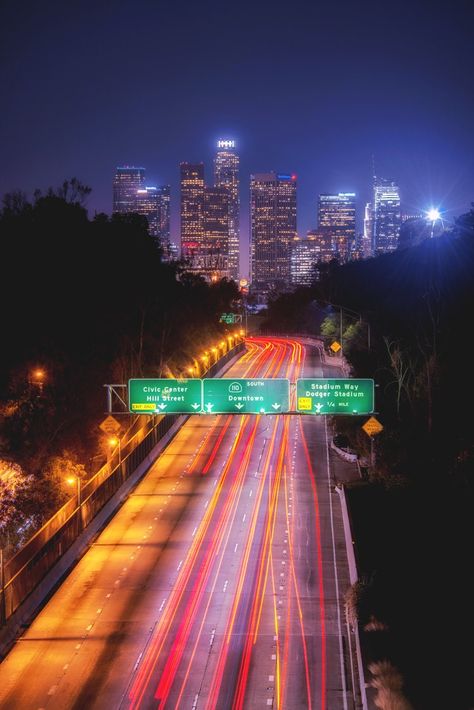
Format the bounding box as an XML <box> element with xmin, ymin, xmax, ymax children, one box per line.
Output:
<box><xmin>86</xmin><ymin>624</ymin><xmax>93</xmax><ymax>631</ymax></box>
<box><xmin>192</xmin><ymin>693</ymin><xmax>199</xmax><ymax>709</ymax></box>
<box><xmin>271</xmin><ymin>654</ymin><xmax>276</xmax><ymax>660</ymax></box>
<box><xmin>324</xmin><ymin>417</ymin><xmax>349</xmax><ymax>709</ymax></box>
<box><xmin>148</xmin><ymin>525</ymin><xmax>153</xmax><ymax>530</ymax></box>
<box><xmin>267</xmin><ymin>699</ymin><xmax>273</xmax><ymax>706</ymax></box>
<box><xmin>122</xmin><ymin>567</ymin><xmax>127</xmax><ymax>572</ymax></box>
<box><xmin>133</xmin><ymin>651</ymin><xmax>143</xmax><ymax>672</ymax></box>
<box><xmin>192</xmin><ymin>527</ymin><xmax>197</xmax><ymax>537</ymax></box>
<box><xmin>47</xmin><ymin>686</ymin><xmax>58</xmax><ymax>695</ymax></box>
<box><xmin>159</xmin><ymin>598</ymin><xmax>167</xmax><ymax>612</ymax></box>
<box><xmin>242</xmin><ymin>513</ymin><xmax>246</xmax><ymax>523</ymax></box>
<box><xmin>75</xmin><ymin>644</ymin><xmax>81</xmax><ymax>650</ymax></box>
<box><xmin>269</xmin><ymin>674</ymin><xmax>274</xmax><ymax>681</ymax></box>
<box><xmin>96</xmin><ymin>608</ymin><xmax>102</xmax><ymax>614</ymax></box>
<box><xmin>114</xmin><ymin>580</ymin><xmax>120</xmax><ymax>585</ymax></box>
<box><xmin>204</xmin><ymin>500</ymin><xmax>209</xmax><ymax>508</ymax></box>
<box><xmin>223</xmin><ymin>579</ymin><xmax>228</xmax><ymax>592</ymax></box>
<box><xmin>130</xmin><ymin>555</ymin><xmax>135</xmax><ymax>560</ymax></box>
<box><xmin>273</xmin><ymin>635</ymin><xmax>278</xmax><ymax>641</ymax></box>
<box><xmin>249</xmin><ymin>489</ymin><xmax>253</xmax><ymax>497</ymax></box>
<box><xmin>279</xmin><ymin>586</ymin><xmax>284</xmax><ymax>590</ymax></box>
<box><xmin>177</xmin><ymin>560</ymin><xmax>183</xmax><ymax>571</ymax></box>
<box><xmin>106</xmin><ymin>593</ymin><xmax>111</xmax><ymax>598</ymax></box>
<box><xmin>63</xmin><ymin>664</ymin><xmax>69</xmax><ymax>670</ymax></box>
<box><xmin>234</xmin><ymin>543</ymin><xmax>238</xmax><ymax>552</ymax></box>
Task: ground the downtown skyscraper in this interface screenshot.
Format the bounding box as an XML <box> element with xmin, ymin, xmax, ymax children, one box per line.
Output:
<box><xmin>180</xmin><ymin>163</ymin><xmax>230</xmax><ymax>280</ymax></box>
<box><xmin>113</xmin><ymin>167</ymin><xmax>172</xmax><ymax>256</ymax></box>
<box><xmin>373</xmin><ymin>177</ymin><xmax>401</xmax><ymax>254</ymax></box>
<box><xmin>214</xmin><ymin>140</ymin><xmax>240</xmax><ymax>280</ymax></box>
<box><xmin>112</xmin><ymin>166</ymin><xmax>146</xmax><ymax>213</ymax></box>
<box><xmin>250</xmin><ymin>173</ymin><xmax>297</xmax><ymax>293</ymax></box>
<box><xmin>317</xmin><ymin>192</ymin><xmax>356</xmax><ymax>263</ymax></box>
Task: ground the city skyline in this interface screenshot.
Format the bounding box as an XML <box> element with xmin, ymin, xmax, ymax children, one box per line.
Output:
<box><xmin>2</xmin><ymin>0</ymin><xmax>472</xmax><ymax>279</ymax></box>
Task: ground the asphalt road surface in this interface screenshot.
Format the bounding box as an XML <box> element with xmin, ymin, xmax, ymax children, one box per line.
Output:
<box><xmin>0</xmin><ymin>337</ymin><xmax>361</xmax><ymax>710</ymax></box>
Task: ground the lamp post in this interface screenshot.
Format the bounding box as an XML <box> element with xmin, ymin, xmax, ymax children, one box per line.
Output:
<box><xmin>109</xmin><ymin>436</ymin><xmax>121</xmax><ymax>465</ymax></box>
<box><xmin>30</xmin><ymin>368</ymin><xmax>46</xmax><ymax>394</ymax></box>
<box><xmin>426</xmin><ymin>208</ymin><xmax>441</xmax><ymax>239</ymax></box>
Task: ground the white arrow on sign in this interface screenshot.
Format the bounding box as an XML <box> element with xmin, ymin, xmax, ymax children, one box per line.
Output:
<box><xmin>156</xmin><ymin>403</ymin><xmax>167</xmax><ymax>411</ymax></box>
<box><xmin>271</xmin><ymin>403</ymin><xmax>281</xmax><ymax>410</ymax></box>
<box><xmin>191</xmin><ymin>403</ymin><xmax>200</xmax><ymax>410</ymax></box>
<box><xmin>314</xmin><ymin>403</ymin><xmax>324</xmax><ymax>413</ymax></box>
<box><xmin>235</xmin><ymin>403</ymin><xmax>244</xmax><ymax>410</ymax></box>
<box><xmin>205</xmin><ymin>403</ymin><xmax>214</xmax><ymax>413</ymax></box>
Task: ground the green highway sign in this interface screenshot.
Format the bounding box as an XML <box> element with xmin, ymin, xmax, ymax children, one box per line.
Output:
<box><xmin>202</xmin><ymin>378</ymin><xmax>290</xmax><ymax>414</ymax></box>
<box><xmin>296</xmin><ymin>378</ymin><xmax>374</xmax><ymax>415</ymax></box>
<box><xmin>128</xmin><ymin>378</ymin><xmax>203</xmax><ymax>414</ymax></box>
<box><xmin>219</xmin><ymin>312</ymin><xmax>242</xmax><ymax>324</ymax></box>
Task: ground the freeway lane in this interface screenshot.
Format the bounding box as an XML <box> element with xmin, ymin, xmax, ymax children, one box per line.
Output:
<box><xmin>0</xmin><ymin>337</ymin><xmax>359</xmax><ymax>710</ymax></box>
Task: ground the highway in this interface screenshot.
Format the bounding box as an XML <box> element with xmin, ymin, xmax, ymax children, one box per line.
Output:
<box><xmin>0</xmin><ymin>337</ymin><xmax>359</xmax><ymax>710</ymax></box>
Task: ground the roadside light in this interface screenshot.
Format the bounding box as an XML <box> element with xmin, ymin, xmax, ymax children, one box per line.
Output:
<box><xmin>109</xmin><ymin>436</ymin><xmax>122</xmax><ymax>464</ymax></box>
<box><xmin>426</xmin><ymin>208</ymin><xmax>441</xmax><ymax>222</ymax></box>
<box><xmin>239</xmin><ymin>329</ymin><xmax>245</xmax><ymax>336</ymax></box>
<box><xmin>30</xmin><ymin>368</ymin><xmax>46</xmax><ymax>393</ymax></box>
<box><xmin>66</xmin><ymin>475</ymin><xmax>82</xmax><ymax>510</ymax></box>
<box><xmin>188</xmin><ymin>367</ymin><xmax>194</xmax><ymax>375</ymax></box>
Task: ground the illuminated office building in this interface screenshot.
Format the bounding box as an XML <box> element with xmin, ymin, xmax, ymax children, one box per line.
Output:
<box><xmin>362</xmin><ymin>202</ymin><xmax>373</xmax><ymax>258</ymax></box>
<box><xmin>214</xmin><ymin>140</ymin><xmax>240</xmax><ymax>280</ymax></box>
<box><xmin>180</xmin><ymin>163</ymin><xmax>230</xmax><ymax>279</ymax></box>
<box><xmin>290</xmin><ymin>235</ymin><xmax>322</xmax><ymax>286</ymax></box>
<box><xmin>135</xmin><ymin>186</ymin><xmax>159</xmax><ymax>237</ymax></box>
<box><xmin>250</xmin><ymin>172</ymin><xmax>297</xmax><ymax>293</ymax></box>
<box><xmin>317</xmin><ymin>192</ymin><xmax>356</xmax><ymax>263</ymax></box>
<box><xmin>112</xmin><ymin>166</ymin><xmax>146</xmax><ymax>213</ymax></box>
<box><xmin>373</xmin><ymin>178</ymin><xmax>401</xmax><ymax>254</ymax></box>
<box><xmin>202</xmin><ymin>186</ymin><xmax>230</xmax><ymax>279</ymax></box>
<box><xmin>180</xmin><ymin>162</ymin><xmax>205</xmax><ymax>266</ymax></box>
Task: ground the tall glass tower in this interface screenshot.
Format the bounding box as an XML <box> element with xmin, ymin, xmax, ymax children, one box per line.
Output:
<box><xmin>214</xmin><ymin>140</ymin><xmax>240</xmax><ymax>280</ymax></box>
<box><xmin>250</xmin><ymin>172</ymin><xmax>297</xmax><ymax>293</ymax></box>
<box><xmin>112</xmin><ymin>166</ymin><xmax>146</xmax><ymax>214</ymax></box>
<box><xmin>317</xmin><ymin>193</ymin><xmax>356</xmax><ymax>263</ymax></box>
<box><xmin>180</xmin><ymin>162</ymin><xmax>205</xmax><ymax>264</ymax></box>
<box><xmin>373</xmin><ymin>178</ymin><xmax>401</xmax><ymax>254</ymax></box>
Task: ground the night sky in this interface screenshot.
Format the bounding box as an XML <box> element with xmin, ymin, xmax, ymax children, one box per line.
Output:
<box><xmin>1</xmin><ymin>0</ymin><xmax>473</xmax><ymax>276</ymax></box>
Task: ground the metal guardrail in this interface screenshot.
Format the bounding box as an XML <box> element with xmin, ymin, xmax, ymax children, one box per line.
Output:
<box><xmin>1</xmin><ymin>342</ymin><xmax>245</xmax><ymax>622</ymax></box>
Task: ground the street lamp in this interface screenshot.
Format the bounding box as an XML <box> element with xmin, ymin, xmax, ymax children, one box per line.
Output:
<box><xmin>426</xmin><ymin>207</ymin><xmax>441</xmax><ymax>239</ymax></box>
<box><xmin>66</xmin><ymin>475</ymin><xmax>81</xmax><ymax>506</ymax></box>
<box><xmin>109</xmin><ymin>436</ymin><xmax>121</xmax><ymax>465</ymax></box>
<box><xmin>30</xmin><ymin>368</ymin><xmax>46</xmax><ymax>393</ymax></box>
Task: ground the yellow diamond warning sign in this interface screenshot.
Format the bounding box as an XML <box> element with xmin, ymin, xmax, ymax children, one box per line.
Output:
<box><xmin>362</xmin><ymin>416</ymin><xmax>383</xmax><ymax>437</ymax></box>
<box><xmin>330</xmin><ymin>341</ymin><xmax>341</xmax><ymax>353</ymax></box>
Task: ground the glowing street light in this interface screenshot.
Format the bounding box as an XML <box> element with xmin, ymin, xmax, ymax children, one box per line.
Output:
<box><xmin>109</xmin><ymin>436</ymin><xmax>121</xmax><ymax>464</ymax></box>
<box><xmin>30</xmin><ymin>368</ymin><xmax>46</xmax><ymax>393</ymax></box>
<box><xmin>426</xmin><ymin>208</ymin><xmax>441</xmax><ymax>222</ymax></box>
<box><xmin>66</xmin><ymin>475</ymin><xmax>82</xmax><ymax>508</ymax></box>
